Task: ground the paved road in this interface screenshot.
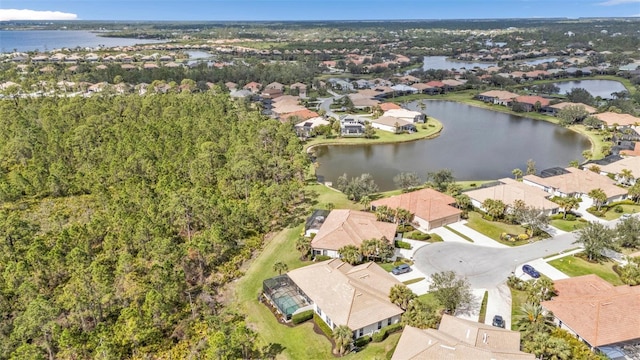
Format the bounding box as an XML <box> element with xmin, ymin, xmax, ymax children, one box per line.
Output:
<box><xmin>413</xmin><ymin>231</ymin><xmax>578</xmax><ymax>288</ymax></box>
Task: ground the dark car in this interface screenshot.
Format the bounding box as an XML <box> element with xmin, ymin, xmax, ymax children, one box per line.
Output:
<box><xmin>392</xmin><ymin>264</ymin><xmax>411</xmax><ymax>275</ymax></box>
<box><xmin>522</xmin><ymin>264</ymin><xmax>540</xmax><ymax>278</ymax></box>
<box><xmin>492</xmin><ymin>315</ymin><xmax>505</xmax><ymax>328</ymax></box>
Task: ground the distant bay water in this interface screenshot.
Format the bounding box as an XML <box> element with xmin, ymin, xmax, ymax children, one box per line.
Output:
<box><xmin>0</xmin><ymin>30</ymin><xmax>163</xmax><ymax>53</ymax></box>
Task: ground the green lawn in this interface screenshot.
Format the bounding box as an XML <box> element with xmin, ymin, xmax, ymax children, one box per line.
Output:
<box><xmin>550</xmin><ymin>219</ymin><xmax>588</xmax><ymax>232</ymax></box>
<box><xmin>548</xmin><ymin>256</ymin><xmax>623</xmax><ymax>286</ymax></box>
<box><xmin>478</xmin><ymin>291</ymin><xmax>489</xmax><ymax>324</ymax></box>
<box><xmin>510</xmin><ymin>289</ymin><xmax>528</xmax><ymax>331</ymax></box>
<box><xmin>594</xmin><ymin>204</ymin><xmax>640</xmax><ymax>220</ymax></box>
<box><xmin>304</xmin><ymin>182</ymin><xmax>360</xmax><ymax>210</ymax></box>
<box><xmin>403</xmin><ymin>277</ymin><xmax>425</xmax><ymax>285</ymax></box>
<box><xmin>465</xmin><ymin>212</ymin><xmax>533</xmax><ymax>246</ymax></box>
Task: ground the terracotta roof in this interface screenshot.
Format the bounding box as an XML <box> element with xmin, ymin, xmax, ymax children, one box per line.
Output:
<box><xmin>599</xmin><ymin>156</ymin><xmax>640</xmax><ymax>180</ymax></box>
<box><xmin>595</xmin><ymin>112</ymin><xmax>640</xmax><ymax>127</ymax></box>
<box><xmin>311</xmin><ymin>210</ymin><xmax>397</xmax><ymax>251</ymax></box>
<box><xmin>541</xmin><ymin>275</ymin><xmax>640</xmax><ymax>347</ymax></box>
<box><xmin>523</xmin><ymin>167</ymin><xmax>627</xmax><ymax>199</ymax></box>
<box><xmin>549</xmin><ymin>102</ymin><xmax>597</xmax><ymax>114</ymax></box>
<box><xmin>514</xmin><ymin>95</ymin><xmax>551</xmax><ymax>107</ymax></box>
<box><xmin>621</xmin><ymin>142</ymin><xmax>640</xmax><ymax>157</ymax></box>
<box><xmin>379</xmin><ymin>102</ymin><xmax>402</xmax><ymax>111</ymax></box>
<box><xmin>287</xmin><ymin>259</ymin><xmax>404</xmax><ymax>330</ymax></box>
<box><xmin>392</xmin><ymin>317</ymin><xmax>534</xmax><ymax>360</ymax></box>
<box><xmin>478</xmin><ymin>90</ymin><xmax>519</xmax><ymax>100</ymax></box>
<box><xmin>466</xmin><ymin>178</ymin><xmax>559</xmax><ymax>211</ymax></box>
<box><xmin>425</xmin><ymin>81</ymin><xmax>446</xmax><ymax>88</ymax></box>
<box><xmin>371</xmin><ymin>188</ymin><xmax>461</xmax><ymax>223</ymax></box>
<box><xmin>280</xmin><ymin>109</ymin><xmax>319</xmax><ymax>122</ymax></box>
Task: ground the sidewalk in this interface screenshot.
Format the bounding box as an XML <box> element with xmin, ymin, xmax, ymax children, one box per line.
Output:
<box><xmin>447</xmin><ymin>221</ymin><xmax>509</xmax><ymax>248</ymax></box>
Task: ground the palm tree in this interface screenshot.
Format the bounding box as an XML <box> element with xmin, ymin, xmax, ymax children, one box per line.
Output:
<box><xmin>587</xmin><ymin>188</ymin><xmax>607</xmax><ymax>212</ymax></box>
<box><xmin>332</xmin><ymin>325</ymin><xmax>353</xmax><ymax>356</ymax></box>
<box><xmin>556</xmin><ymin>197</ymin><xmax>579</xmax><ymax>219</ymax></box>
<box><xmin>273</xmin><ymin>261</ymin><xmax>288</xmax><ymax>275</ymax></box>
<box><xmin>516</xmin><ymin>302</ymin><xmax>555</xmax><ymax>338</ymax></box>
<box><xmin>619</xmin><ymin>169</ymin><xmax>634</xmax><ymax>185</ymax></box>
<box><xmin>512</xmin><ymin>168</ymin><xmax>523</xmax><ymax>181</ymax></box>
<box><xmin>523</xmin><ymin>332</ymin><xmax>572</xmax><ymax>360</ymax></box>
<box><xmin>395</xmin><ymin>208</ymin><xmax>414</xmax><ymax>224</ymax></box>
<box><xmin>338</xmin><ymin>245</ymin><xmax>361</xmax><ymax>265</ymax></box>
<box><xmin>360</xmin><ymin>239</ymin><xmax>378</xmax><ymax>262</ymax></box>
<box><xmin>389</xmin><ymin>284</ymin><xmax>416</xmax><ymax>310</ymax></box>
<box><xmin>360</xmin><ymin>195</ymin><xmax>371</xmax><ymax>211</ymax></box>
<box><xmin>455</xmin><ymin>194</ymin><xmax>471</xmax><ymax>211</ymax></box>
<box><xmin>295</xmin><ymin>236</ymin><xmax>311</xmax><ymax>260</ymax></box>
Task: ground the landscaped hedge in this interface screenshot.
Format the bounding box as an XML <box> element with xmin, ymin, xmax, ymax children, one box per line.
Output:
<box><xmin>314</xmin><ymin>255</ymin><xmax>332</xmax><ymax>262</ymax></box>
<box><xmin>429</xmin><ymin>233</ymin><xmax>444</xmax><ymax>242</ymax></box>
<box><xmin>405</xmin><ymin>231</ymin><xmax>431</xmax><ymax>241</ymax></box>
<box><xmin>292</xmin><ymin>310</ymin><xmax>314</xmax><ymax>325</ymax></box>
<box><xmin>314</xmin><ymin>313</ymin><xmax>333</xmax><ymax>338</ymax></box>
<box><xmin>395</xmin><ymin>240</ymin><xmax>412</xmax><ymax>249</ymax></box>
<box><xmin>372</xmin><ymin>323</ymin><xmax>403</xmax><ymax>342</ymax></box>
<box><xmin>354</xmin><ymin>335</ymin><xmax>371</xmax><ymax>347</ymax></box>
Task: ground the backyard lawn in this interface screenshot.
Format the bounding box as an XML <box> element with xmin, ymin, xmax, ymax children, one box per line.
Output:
<box><xmin>304</xmin><ymin>182</ymin><xmax>360</xmax><ymax>210</ymax></box>
<box><xmin>548</xmin><ymin>255</ymin><xmax>623</xmax><ymax>286</ymax></box>
<box><xmin>465</xmin><ymin>212</ymin><xmax>536</xmax><ymax>246</ymax></box>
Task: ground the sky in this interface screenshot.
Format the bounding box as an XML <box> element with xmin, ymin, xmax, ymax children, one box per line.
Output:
<box><xmin>0</xmin><ymin>0</ymin><xmax>639</xmax><ymax>21</ymax></box>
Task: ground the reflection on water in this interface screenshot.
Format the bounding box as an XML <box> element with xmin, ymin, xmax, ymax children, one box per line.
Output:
<box><xmin>315</xmin><ymin>101</ymin><xmax>590</xmax><ymax>191</ymax></box>
<box><xmin>553</xmin><ymin>80</ymin><xmax>626</xmax><ymax>99</ymax></box>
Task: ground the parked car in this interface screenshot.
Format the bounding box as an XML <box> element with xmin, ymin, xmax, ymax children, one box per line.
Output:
<box><xmin>492</xmin><ymin>315</ymin><xmax>505</xmax><ymax>328</ymax></box>
<box><xmin>522</xmin><ymin>264</ymin><xmax>540</xmax><ymax>278</ymax></box>
<box><xmin>392</xmin><ymin>264</ymin><xmax>411</xmax><ymax>275</ymax></box>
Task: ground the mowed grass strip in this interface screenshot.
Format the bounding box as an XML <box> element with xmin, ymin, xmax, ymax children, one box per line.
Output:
<box><xmin>548</xmin><ymin>255</ymin><xmax>623</xmax><ymax>286</ymax></box>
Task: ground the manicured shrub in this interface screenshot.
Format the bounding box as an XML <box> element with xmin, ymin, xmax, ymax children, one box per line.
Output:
<box><xmin>565</xmin><ymin>214</ymin><xmax>576</xmax><ymax>221</ymax></box>
<box><xmin>354</xmin><ymin>335</ymin><xmax>371</xmax><ymax>347</ymax></box>
<box><xmin>397</xmin><ymin>224</ymin><xmax>414</xmax><ymax>233</ymax></box>
<box><xmin>429</xmin><ymin>233</ymin><xmax>443</xmax><ymax>242</ymax></box>
<box><xmin>292</xmin><ymin>310</ymin><xmax>314</xmax><ymax>325</ymax></box>
<box><xmin>372</xmin><ymin>323</ymin><xmax>403</xmax><ymax>342</ymax></box>
<box><xmin>550</xmin><ymin>214</ymin><xmax>564</xmax><ymax>220</ymax></box>
<box><xmin>314</xmin><ymin>255</ymin><xmax>332</xmax><ymax>262</ymax></box>
<box><xmin>395</xmin><ymin>240</ymin><xmax>412</xmax><ymax>249</ymax></box>
<box><xmin>517</xmin><ymin>233</ymin><xmax>529</xmax><ymax>241</ymax></box>
<box><xmin>614</xmin><ymin>205</ymin><xmax>624</xmax><ymax>213</ymax></box>
<box><xmin>313</xmin><ymin>314</ymin><xmax>333</xmax><ymax>338</ymax></box>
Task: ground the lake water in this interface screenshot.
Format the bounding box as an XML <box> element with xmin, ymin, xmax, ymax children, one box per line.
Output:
<box><xmin>553</xmin><ymin>80</ymin><xmax>627</xmax><ymax>99</ymax></box>
<box><xmin>0</xmin><ymin>30</ymin><xmax>162</xmax><ymax>53</ymax></box>
<box><xmin>422</xmin><ymin>56</ymin><xmax>496</xmax><ymax>71</ymax></box>
<box><xmin>314</xmin><ymin>101</ymin><xmax>590</xmax><ymax>191</ymax></box>
<box><xmin>523</xmin><ymin>57</ymin><xmax>557</xmax><ymax>66</ymax></box>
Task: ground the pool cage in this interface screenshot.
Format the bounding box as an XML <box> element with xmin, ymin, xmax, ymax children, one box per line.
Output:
<box><xmin>263</xmin><ymin>275</ymin><xmax>311</xmax><ymax>321</ymax></box>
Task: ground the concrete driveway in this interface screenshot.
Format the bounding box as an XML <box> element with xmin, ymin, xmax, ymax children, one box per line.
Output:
<box><xmin>412</xmin><ymin>231</ymin><xmax>579</xmax><ymax>288</ymax></box>
<box><xmin>390</xmin><ymin>265</ymin><xmax>430</xmax><ymax>295</ymax></box>
<box><xmin>484</xmin><ymin>284</ymin><xmax>513</xmax><ymax>329</ymax></box>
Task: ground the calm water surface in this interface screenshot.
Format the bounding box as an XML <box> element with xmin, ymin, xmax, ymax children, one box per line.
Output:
<box><xmin>553</xmin><ymin>80</ymin><xmax>627</xmax><ymax>99</ymax></box>
<box><xmin>315</xmin><ymin>101</ymin><xmax>590</xmax><ymax>191</ymax></box>
<box><xmin>422</xmin><ymin>56</ymin><xmax>496</xmax><ymax>71</ymax></box>
<box><xmin>0</xmin><ymin>30</ymin><xmax>162</xmax><ymax>53</ymax></box>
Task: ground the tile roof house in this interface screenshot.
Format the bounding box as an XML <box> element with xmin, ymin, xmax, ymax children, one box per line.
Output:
<box><xmin>466</xmin><ymin>178</ymin><xmax>559</xmax><ymax>215</ymax></box>
<box><xmin>369</xmin><ymin>116</ymin><xmax>416</xmax><ymax>134</ymax></box>
<box><xmin>523</xmin><ymin>167</ymin><xmax>628</xmax><ymax>205</ymax></box>
<box><xmin>391</xmin><ymin>316</ymin><xmax>534</xmax><ymax>360</ymax></box>
<box><xmin>475</xmin><ymin>90</ymin><xmax>519</xmax><ymax>106</ymax></box>
<box><xmin>545</xmin><ymin>102</ymin><xmax>597</xmax><ymax>115</ymax></box>
<box><xmin>595</xmin><ymin>112</ymin><xmax>640</xmax><ymax>128</ymax></box>
<box><xmin>598</xmin><ymin>156</ymin><xmax>640</xmax><ymax>185</ymax></box>
<box><xmin>383</xmin><ymin>109</ymin><xmax>426</xmax><ymax>124</ymax></box>
<box><xmin>310</xmin><ymin>210</ymin><xmax>397</xmax><ymax>259</ymax></box>
<box><xmin>541</xmin><ymin>275</ymin><xmax>640</xmax><ymax>349</ymax></box>
<box><xmin>379</xmin><ymin>102</ymin><xmax>402</xmax><ymax>111</ymax></box>
<box><xmin>286</xmin><ymin>259</ymin><xmax>404</xmax><ymax>338</ymax></box>
<box><xmin>371</xmin><ymin>188</ymin><xmax>462</xmax><ymax>231</ymax></box>
<box><xmin>243</xmin><ymin>81</ymin><xmax>262</xmax><ymax>93</ymax></box>
<box><xmin>512</xmin><ymin>95</ymin><xmax>551</xmax><ymax>112</ymax></box>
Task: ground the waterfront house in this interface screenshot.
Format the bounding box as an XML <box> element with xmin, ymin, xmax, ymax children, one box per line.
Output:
<box><xmin>466</xmin><ymin>178</ymin><xmax>559</xmax><ymax>215</ymax></box>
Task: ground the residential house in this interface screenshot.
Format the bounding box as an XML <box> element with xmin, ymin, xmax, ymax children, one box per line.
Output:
<box><xmin>310</xmin><ymin>209</ymin><xmax>397</xmax><ymax>258</ymax></box>
<box><xmin>294</xmin><ymin>116</ymin><xmax>331</xmax><ymax>138</ymax></box>
<box><xmin>383</xmin><ymin>109</ymin><xmax>426</xmax><ymax>124</ymax></box>
<box><xmin>425</xmin><ymin>81</ymin><xmax>446</xmax><ymax>93</ymax></box>
<box><xmin>280</xmin><ymin>109</ymin><xmax>319</xmax><ymax>123</ymax></box>
<box><xmin>390</xmin><ymin>84</ymin><xmax>419</xmax><ymax>96</ymax></box>
<box><xmin>225</xmin><ymin>81</ymin><xmax>238</xmax><ymax>91</ymax></box>
<box><xmin>541</xmin><ymin>102</ymin><xmax>597</xmax><ymax>116</ymax></box>
<box><xmin>475</xmin><ymin>90</ymin><xmax>519</xmax><ymax>106</ymax></box>
<box><xmin>261</xmin><ymin>88</ymin><xmax>284</xmax><ymax>99</ymax></box>
<box><xmin>598</xmin><ymin>156</ymin><xmax>640</xmax><ymax>185</ymax></box>
<box><xmin>541</xmin><ymin>275</ymin><xmax>640</xmax><ymax>356</ymax></box>
<box><xmin>289</xmin><ymin>82</ymin><xmax>307</xmax><ymax>97</ymax></box>
<box><xmin>369</xmin><ymin>116</ymin><xmax>416</xmax><ymax>134</ymax></box>
<box><xmin>391</xmin><ymin>316</ymin><xmax>534</xmax><ymax>360</ymax></box>
<box><xmin>441</xmin><ymin>79</ymin><xmax>466</xmax><ymax>89</ymax></box>
<box><xmin>411</xmin><ymin>83</ymin><xmax>440</xmax><ymax>95</ymax></box>
<box><xmin>379</xmin><ymin>102</ymin><xmax>402</xmax><ymax>111</ymax></box>
<box><xmin>243</xmin><ymin>81</ymin><xmax>262</xmax><ymax>93</ymax></box>
<box><xmin>594</xmin><ymin>112</ymin><xmax>640</xmax><ymax>128</ymax></box>
<box><xmin>265</xmin><ymin>82</ymin><xmax>285</xmax><ymax>92</ymax></box>
<box><xmin>465</xmin><ymin>178</ymin><xmax>559</xmax><ymax>215</ymax></box>
<box><xmin>283</xmin><ymin>259</ymin><xmax>404</xmax><ymax>338</ymax></box>
<box><xmin>523</xmin><ymin>167</ymin><xmax>628</xmax><ymax>206</ymax></box>
<box><xmin>371</xmin><ymin>188</ymin><xmax>462</xmax><ymax>231</ymax></box>
<box><xmin>512</xmin><ymin>95</ymin><xmax>550</xmax><ymax>112</ymax></box>
<box><xmin>348</xmin><ymin>93</ymin><xmax>380</xmax><ymax>109</ymax></box>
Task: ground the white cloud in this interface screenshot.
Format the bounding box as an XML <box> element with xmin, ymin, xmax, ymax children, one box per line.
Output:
<box><xmin>0</xmin><ymin>9</ymin><xmax>78</xmax><ymax>21</ymax></box>
<box><xmin>598</xmin><ymin>0</ymin><xmax>640</xmax><ymax>5</ymax></box>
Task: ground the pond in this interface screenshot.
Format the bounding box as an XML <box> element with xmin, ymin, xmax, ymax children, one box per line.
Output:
<box><xmin>553</xmin><ymin>80</ymin><xmax>627</xmax><ymax>99</ymax></box>
<box><xmin>421</xmin><ymin>56</ymin><xmax>496</xmax><ymax>71</ymax></box>
<box><xmin>314</xmin><ymin>101</ymin><xmax>591</xmax><ymax>191</ymax></box>
<box><xmin>522</xmin><ymin>57</ymin><xmax>557</xmax><ymax>66</ymax></box>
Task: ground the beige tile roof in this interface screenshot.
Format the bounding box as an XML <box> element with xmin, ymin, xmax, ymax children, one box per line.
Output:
<box><xmin>379</xmin><ymin>102</ymin><xmax>402</xmax><ymax>111</ymax></box>
<box><xmin>371</xmin><ymin>188</ymin><xmax>462</xmax><ymax>223</ymax></box>
<box><xmin>466</xmin><ymin>178</ymin><xmax>559</xmax><ymax>211</ymax></box>
<box><xmin>514</xmin><ymin>95</ymin><xmax>551</xmax><ymax>107</ymax></box>
<box><xmin>371</xmin><ymin>116</ymin><xmax>412</xmax><ymax>128</ymax></box>
<box><xmin>595</xmin><ymin>112</ymin><xmax>640</xmax><ymax>127</ymax></box>
<box><xmin>549</xmin><ymin>102</ymin><xmax>597</xmax><ymax>114</ymax></box>
<box><xmin>541</xmin><ymin>275</ymin><xmax>640</xmax><ymax>347</ymax></box>
<box><xmin>523</xmin><ymin>167</ymin><xmax>627</xmax><ymax>199</ymax></box>
<box><xmin>348</xmin><ymin>93</ymin><xmax>380</xmax><ymax>107</ymax></box>
<box><xmin>391</xmin><ymin>317</ymin><xmax>534</xmax><ymax>360</ymax></box>
<box><xmin>287</xmin><ymin>259</ymin><xmax>403</xmax><ymax>330</ymax></box>
<box><xmin>311</xmin><ymin>210</ymin><xmax>397</xmax><ymax>251</ymax></box>
<box><xmin>478</xmin><ymin>90</ymin><xmax>519</xmax><ymax>100</ymax></box>
<box><xmin>599</xmin><ymin>156</ymin><xmax>640</xmax><ymax>179</ymax></box>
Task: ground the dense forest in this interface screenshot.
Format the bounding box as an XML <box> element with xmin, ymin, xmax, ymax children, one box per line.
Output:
<box><xmin>0</xmin><ymin>91</ymin><xmax>309</xmax><ymax>358</ymax></box>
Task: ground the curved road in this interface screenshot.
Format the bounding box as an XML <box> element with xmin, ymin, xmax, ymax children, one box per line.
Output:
<box><xmin>413</xmin><ymin>231</ymin><xmax>578</xmax><ymax>288</ymax></box>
